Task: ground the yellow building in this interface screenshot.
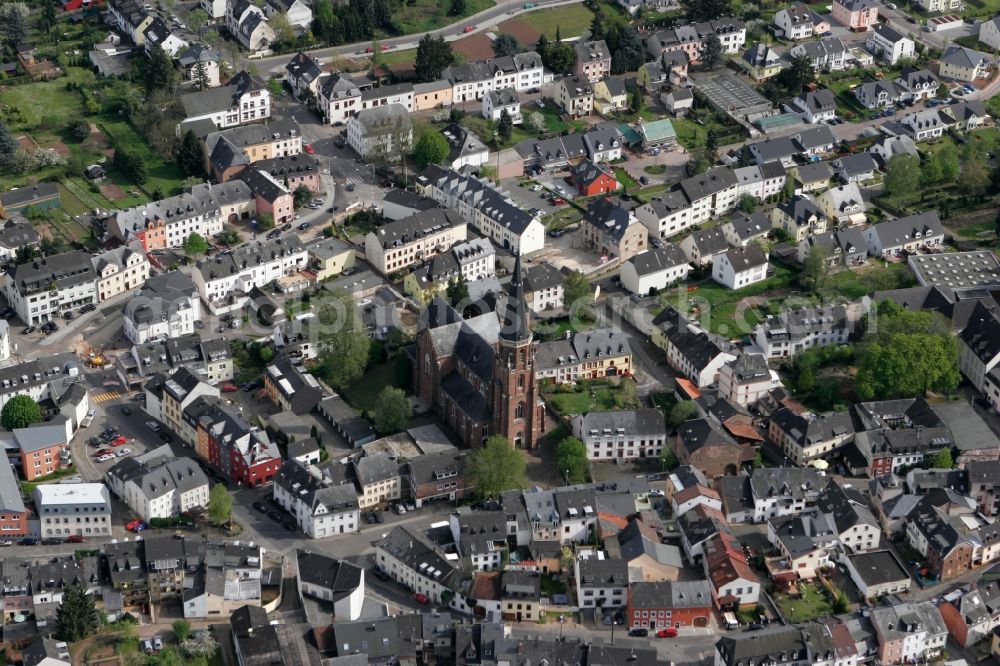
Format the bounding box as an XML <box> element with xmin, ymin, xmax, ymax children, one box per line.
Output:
<box><xmin>308</xmin><ymin>237</ymin><xmax>357</xmax><ymax>281</ymax></box>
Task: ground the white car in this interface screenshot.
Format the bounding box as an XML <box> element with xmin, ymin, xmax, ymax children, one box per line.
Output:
<box><xmin>96</xmin><ymin>454</ymin><xmax>115</xmax><ymax>463</ymax></box>
<box><xmin>145</xmin><ymin>421</ymin><xmax>160</xmax><ymax>432</ymax></box>
<box><xmin>116</xmin><ymin>448</ymin><xmax>131</xmax><ymax>457</ymax></box>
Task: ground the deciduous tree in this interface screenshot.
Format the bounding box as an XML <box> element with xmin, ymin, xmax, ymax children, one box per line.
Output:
<box><xmin>563</xmin><ymin>270</ymin><xmax>592</xmax><ymax>308</ymax></box>
<box><xmin>466</xmin><ymin>436</ymin><xmax>526</xmax><ymax>499</ymax></box>
<box><xmin>883</xmin><ymin>154</ymin><xmax>920</xmax><ymax>200</ymax></box>
<box><xmin>493</xmin><ymin>33</ymin><xmax>522</xmax><ymax>57</ymax></box>
<box><xmin>182</xmin><ymin>232</ymin><xmax>208</xmax><ymax>259</ymax></box>
<box><xmin>314</xmin><ymin>290</ymin><xmax>372</xmax><ymax>388</ymax></box>
<box><xmin>414</xmin><ymin>34</ymin><xmax>455</xmax><ymax>83</ymax></box>
<box><xmin>702</xmin><ymin>34</ymin><xmax>723</xmax><ymax>70</ymax></box>
<box><xmin>412</xmin><ymin>127</ymin><xmax>449</xmax><ymax>168</ymax></box>
<box><xmin>931</xmin><ymin>447</ymin><xmax>954</xmax><ymax>469</ymax></box>
<box><xmin>667</xmin><ymin>400</ymin><xmax>697</xmax><ymax>427</ymax></box>
<box><xmin>373</xmin><ymin>387</ymin><xmax>412</xmax><ymax>434</ymax></box>
<box><xmin>207</xmin><ymin>483</ymin><xmax>233</xmax><ymax>526</ymax></box>
<box><xmin>556</xmin><ymin>436</ymin><xmax>589</xmax><ymax>484</ymax></box>
<box><xmin>446</xmin><ymin>275</ymin><xmax>469</xmax><ymax>305</ymax></box>
<box><xmin>1</xmin><ymin>395</ymin><xmax>42</xmax><ymax>430</ymax></box>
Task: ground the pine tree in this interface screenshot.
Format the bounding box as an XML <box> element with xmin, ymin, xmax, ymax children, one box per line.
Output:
<box><xmin>55</xmin><ymin>586</ymin><xmax>99</xmax><ymax>642</ymax></box>
<box><xmin>177</xmin><ymin>130</ymin><xmax>204</xmax><ymax>177</ymax></box>
<box><xmin>497</xmin><ymin>109</ymin><xmax>513</xmax><ymax>145</ymax></box>
<box><xmin>536</xmin><ymin>32</ymin><xmax>549</xmax><ymax>58</ymax></box>
<box><xmin>193</xmin><ymin>61</ymin><xmax>210</xmax><ymax>90</ymax></box>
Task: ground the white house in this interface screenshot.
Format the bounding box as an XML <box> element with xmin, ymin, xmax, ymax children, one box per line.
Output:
<box><xmin>178</xmin><ymin>71</ymin><xmax>271</xmax><ymax>133</ymax></box>
<box><xmin>375</xmin><ymin>526</ymin><xmax>461</xmax><ymax>604</ymax></box>
<box><xmin>449</xmin><ymin>512</ymin><xmax>508</xmax><ymax>571</ymax></box>
<box><xmin>712</xmin><ymin>245</ymin><xmax>768</xmax><ymax>290</ymax></box>
<box><xmin>773</xmin><ymin>3</ymin><xmax>822</xmax><ymax>41</ymax></box>
<box><xmin>442</xmin><ymin>51</ymin><xmax>547</xmax><ymax>103</ymax></box>
<box><xmin>788</xmin><ymin>38</ymin><xmax>848</xmax><ymax>71</ymax></box>
<box><xmin>274</xmin><ymin>461</ymin><xmax>360</xmax><ymax>539</ymax></box>
<box><xmin>3</xmin><ymin>250</ymin><xmax>98</xmax><ymax>325</ymax></box>
<box><xmin>979</xmin><ymin>17</ymin><xmax>1000</xmax><ymax>51</ymax></box>
<box><xmin>200</xmin><ymin>0</ymin><xmax>226</xmax><ymax>19</ymax></box>
<box><xmin>939</xmin><ymin>45</ymin><xmax>992</xmax><ymax>82</ymax></box>
<box><xmin>866</xmin><ymin>25</ymin><xmax>914</xmax><ymax>65</ymax></box>
<box><xmin>790</xmin><ymin>89</ymin><xmax>837</xmax><ymax>124</ymax></box>
<box><xmin>816</xmin><ymin>183</ymin><xmax>867</xmax><ymax>227</ymax></box>
<box><xmin>296</xmin><ymin>551</ymin><xmax>365</xmax><ymax>621</ymax></box>
<box><xmin>34</xmin><ymin>484</ymin><xmax>112</xmax><ymax>538</ymax></box>
<box><xmin>193</xmin><ymin>235</ymin><xmax>308</xmax><ymax>315</ymax></box>
<box><xmin>575</xmin><ymin>553</ymin><xmax>629</xmax><ymax>609</ymax></box>
<box><xmin>123</xmin><ymin>271</ymin><xmax>201</xmax><ymax>345</ymax></box>
<box><xmin>570</xmin><ymin>409</ymin><xmax>668</xmax><ymax>461</ymax></box>
<box><xmin>264</xmin><ymin>0</ymin><xmax>312</xmax><ymax>30</ymax></box>
<box><xmin>482</xmin><ymin>87</ymin><xmax>522</xmax><ymax>123</ymax></box>
<box><xmin>106</xmin><ymin>447</ymin><xmax>209</xmax><ymax>522</ymax></box>
<box><xmin>346</xmin><ymin>104</ymin><xmax>412</xmax><ymax>160</ymax></box>
<box><xmin>620</xmin><ymin>245</ymin><xmax>690</xmax><ymax>296</ymax></box>
<box><xmin>718</xmin><ymin>351</ymin><xmax>780</xmax><ymax>407</ymax></box>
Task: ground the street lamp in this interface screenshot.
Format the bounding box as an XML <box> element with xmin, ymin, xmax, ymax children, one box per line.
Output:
<box><xmin>559</xmin><ymin>614</ymin><xmax>564</xmax><ymax>639</ymax></box>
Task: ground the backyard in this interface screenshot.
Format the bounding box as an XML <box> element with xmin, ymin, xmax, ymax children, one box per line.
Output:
<box><xmin>541</xmin><ymin>378</ymin><xmax>636</xmax><ymax>416</ymax></box>
<box><xmin>342</xmin><ymin>354</ymin><xmax>412</xmax><ymax>415</ymax></box>
<box><xmin>774</xmin><ymin>582</ymin><xmax>834</xmax><ymax>623</ymax></box>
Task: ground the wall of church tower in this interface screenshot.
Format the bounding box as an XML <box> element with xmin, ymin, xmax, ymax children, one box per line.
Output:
<box><xmin>492</xmin><ymin>340</ymin><xmax>542</xmax><ymax>449</ymax></box>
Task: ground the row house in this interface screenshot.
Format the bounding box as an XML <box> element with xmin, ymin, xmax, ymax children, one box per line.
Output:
<box><xmin>581</xmin><ymin>198</ymin><xmax>648</xmax><ymax>262</ymax></box>
<box><xmin>769</xmin><ymin>408</ymin><xmax>855</xmax><ymax>466</ymax></box>
<box><xmin>416</xmin><ymin>165</ymin><xmax>545</xmax><ymax>256</ymax></box>
<box><xmin>111</xmin><ymin>180</ymin><xmax>254</xmax><ymax>251</ymax></box>
<box><xmin>938</xmin><ymin>583</ymin><xmax>1000</xmax><ymax>647</ymax></box>
<box><xmin>654</xmin><ymin>307</ymin><xmax>736</xmax><ymax>387</ymax></box>
<box><xmin>264</xmin><ymin>356</ymin><xmax>324</xmax><ymax>416</ymax></box>
<box><xmin>375</xmin><ymin>526</ymin><xmax>461</xmax><ymax>604</ymax></box>
<box><xmin>205</xmin><ymin>118</ymin><xmax>303</xmax><ymax>178</ymax></box>
<box><xmin>34</xmin><ymin>484</ymin><xmax>112</xmax><ymax>539</ymax></box>
<box><xmin>183</xmin><ymin>541</ymin><xmax>264</xmax><ymax>618</ymax></box>
<box><xmin>768</xmin><ymin>513</ymin><xmax>838</xmax><ymax>579</ymax></box>
<box><xmin>717</xmin><ymin>351</ymin><xmax>779</xmax><ymax>407</ymax></box>
<box><xmin>721</xmin><ymin>211</ymin><xmax>771</xmax><ymax>248</ymax></box>
<box><xmin>574</xmin><ymin>555</ymin><xmax>628</xmax><ymax>609</ymax></box>
<box><xmin>402</xmin><ymin>237</ymin><xmax>497</xmax><ymax>304</ymax></box>
<box><xmin>703</xmin><ymin>530</ymin><xmax>761</xmax><ymax>609</ymax></box>
<box><xmin>534</xmin><ymin>328</ymin><xmax>633</xmax><ymax>384</ymax></box>
<box><xmin>573</xmin><ymin>40</ymin><xmax>612</xmax><ymax>83</ymax></box>
<box><xmin>798</xmin><ymin>228</ymin><xmax>868</xmax><ymax>268</ymax></box>
<box><xmin>115</xmin><ymin>334</ymin><xmax>233</xmax><ymax>390</ymax></box>
<box><xmin>144</xmin><ymin>366</ymin><xmax>220</xmax><ymax>439</ymax></box>
<box><xmin>960</xmin><ymin>302</ymin><xmax>1000</xmax><ymax>393</ymax></box>
<box><xmin>864</xmin><ymin>211</ymin><xmax>944</xmax><ymax>258</ymax></box>
<box><xmin>106</xmin><ymin>447</ymin><xmax>209</xmax><ymax>522</ymax></box>
<box><xmin>441</xmin><ymin>51</ymin><xmax>547</xmax><ymax>103</ymax></box>
<box><xmin>449</xmin><ymin>511</ymin><xmax>508</xmax><ymax>571</ymax></box>
<box><xmin>185</xmin><ymin>396</ymin><xmax>282</xmax><ymax>487</ymax></box>
<box><xmin>788</xmin><ymin>38</ymin><xmax>848</xmax><ymax>72</ymax></box>
<box><xmin>193</xmin><ymin>234</ymin><xmax>308</xmax><ymax>315</ymax></box>
<box><xmin>733</xmin><ymin>161</ymin><xmax>787</xmax><ymax>201</ymax></box>
<box><xmin>751</xmin><ymin>305</ymin><xmax>854</xmax><ymax>359</ymax></box>
<box><xmin>634</xmin><ymin>166</ymin><xmax>739</xmax><ymax>240</ymax></box>
<box><xmin>773</xmin><ymin>3</ymin><xmax>828</xmax><ymax>41</ymax></box>
<box><xmin>626</xmin><ymin>580</ymin><xmax>712</xmax><ymax>631</ymax></box>
<box><xmin>0</xmin><ymin>456</ymin><xmax>28</xmax><ymax>537</ymax></box>
<box><xmin>123</xmin><ymin>271</ymin><xmax>201</xmax><ymax>345</ymax></box>
<box><xmin>92</xmin><ymin>245</ymin><xmax>149</xmax><ymax>302</ymax></box>
<box><xmin>285</xmin><ymin>51</ymin><xmax>325</xmax><ymax>99</ymax></box>
<box><xmin>748</xmin><ymin>467</ymin><xmax>825</xmax><ymax>524</ymax></box>
<box><xmin>870</xmin><ymin>601</ymin><xmax>948</xmax><ymax>665</ymax></box>
<box><xmin>403</xmin><ymin>452</ymin><xmax>469</xmax><ymax>508</ymax></box>
<box><xmin>107</xmin><ymin>0</ymin><xmax>154</xmax><ymax>45</ymax></box>
<box><xmin>363</xmin><ymin>208</ymin><xmax>467</xmax><ymax>276</ymax></box>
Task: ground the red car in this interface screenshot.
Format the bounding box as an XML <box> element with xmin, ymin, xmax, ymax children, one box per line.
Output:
<box><xmin>552</xmin><ymin>197</ymin><xmax>566</xmax><ymax>205</ymax></box>
<box><xmin>66</xmin><ymin>535</ymin><xmax>86</xmax><ymax>543</ymax></box>
<box><xmin>304</xmin><ymin>144</ymin><xmax>315</xmax><ymax>155</ymax></box>
<box><xmin>656</xmin><ymin>628</ymin><xmax>677</xmax><ymax>638</ymax></box>
<box><xmin>222</xmin><ymin>383</ymin><xmax>239</xmax><ymax>393</ymax></box>
<box><xmin>111</xmin><ymin>436</ymin><xmax>127</xmax><ymax>447</ymax></box>
<box><xmin>95</xmin><ymin>448</ymin><xmax>114</xmax><ymax>457</ymax></box>
<box><xmin>365</xmin><ymin>47</ymin><xmax>374</xmax><ymax>53</ymax></box>
<box><xmin>463</xmin><ymin>25</ymin><xmax>474</xmax><ymax>32</ymax></box>
<box><xmin>413</xmin><ymin>593</ymin><xmax>430</xmax><ymax>605</ymax></box>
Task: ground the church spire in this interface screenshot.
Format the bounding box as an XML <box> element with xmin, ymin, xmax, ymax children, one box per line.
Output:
<box><xmin>500</xmin><ymin>254</ymin><xmax>531</xmax><ymax>345</ymax></box>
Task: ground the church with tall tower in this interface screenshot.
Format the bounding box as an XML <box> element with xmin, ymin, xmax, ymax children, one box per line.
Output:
<box><xmin>412</xmin><ymin>256</ymin><xmax>543</xmax><ymax>449</ymax></box>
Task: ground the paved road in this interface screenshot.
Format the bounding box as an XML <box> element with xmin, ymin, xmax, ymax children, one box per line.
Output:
<box><xmin>246</xmin><ymin>0</ymin><xmax>580</xmax><ymax>75</ymax></box>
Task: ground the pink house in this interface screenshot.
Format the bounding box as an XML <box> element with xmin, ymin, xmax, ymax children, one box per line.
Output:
<box><xmin>257</xmin><ymin>154</ymin><xmax>323</xmax><ymax>194</ymax></box>
<box><xmin>241</xmin><ymin>167</ymin><xmax>296</xmax><ymax>224</ymax></box>
<box><xmin>832</xmin><ymin>0</ymin><xmax>879</xmax><ymax>32</ymax></box>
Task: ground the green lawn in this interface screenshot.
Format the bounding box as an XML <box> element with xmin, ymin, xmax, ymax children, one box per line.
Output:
<box><xmin>545</xmin><ymin>205</ymin><xmax>584</xmax><ymax>230</ymax></box>
<box><xmin>671</xmin><ymin>114</ymin><xmax>745</xmax><ymax>151</ymax></box>
<box><xmin>342</xmin><ymin>355</ymin><xmax>412</xmax><ymax>415</ymax></box>
<box><xmin>375</xmin><ymin>47</ymin><xmax>417</xmax><ymax>68</ymax></box>
<box><xmin>385</xmin><ymin>0</ymin><xmax>495</xmax><ymax>36</ymax></box>
<box><xmin>613</xmin><ymin>167</ymin><xmax>638</xmax><ymax>190</ymax></box>
<box><xmin>819</xmin><ymin>261</ymin><xmax>914</xmax><ymax>300</ymax></box>
<box><xmin>462</xmin><ymin>114</ymin><xmax>536</xmax><ymax>149</ymax></box>
<box><xmin>505</xmin><ymin>4</ymin><xmax>596</xmax><ymax>38</ymax></box>
<box><xmin>533</xmin><ymin>313</ymin><xmax>595</xmax><ymax>341</ymax></box>
<box><xmin>542</xmin><ymin>380</ymin><xmax>626</xmax><ymax>416</ymax></box>
<box><xmin>775</xmin><ymin>583</ymin><xmax>834</xmax><ymax>623</ymax></box>
<box><xmin>100</xmin><ymin>119</ymin><xmax>187</xmax><ymax>197</ymax></box>
<box><xmin>632</xmin><ymin>183</ymin><xmax>669</xmax><ymax>202</ymax></box>
<box><xmin>539</xmin><ymin>106</ymin><xmax>589</xmax><ymax>134</ymax></box>
<box><xmin>674</xmin><ymin>263</ymin><xmax>801</xmax><ymax>337</ymax></box>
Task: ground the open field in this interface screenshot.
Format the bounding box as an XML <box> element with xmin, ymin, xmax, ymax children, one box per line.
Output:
<box><xmin>498</xmin><ymin>4</ymin><xmax>595</xmax><ymax>41</ymax></box>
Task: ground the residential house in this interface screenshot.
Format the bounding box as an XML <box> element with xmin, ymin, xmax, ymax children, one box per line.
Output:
<box><xmin>107</xmin><ymin>0</ymin><xmax>154</xmax><ymax>45</ymax></box>
<box><xmin>767</xmin><ymin>513</ymin><xmax>837</xmax><ymax>578</ymax></box>
<box><xmin>722</xmin><ymin>211</ymin><xmax>772</xmax><ymax>248</ymax></box>
<box><xmin>638</xmin><ymin>118</ymin><xmax>678</xmax><ymax>150</ymax></box>
<box><xmin>264</xmin><ymin>356</ymin><xmax>323</xmax><ymax>416</ymax></box>
<box><xmin>363</xmin><ymin>207</ymin><xmax>466</xmax><ymax>276</ymax></box>
<box><xmin>570</xmin><ymin>159</ymin><xmax>619</xmax><ymax>197</ymax></box>
<box><xmin>863</xmin><ymin>211</ymin><xmax>944</xmax><ymax>258</ymax></box>
<box><xmin>679</xmin><ymin>226</ymin><xmax>731</xmax><ymax>266</ymax></box>
<box><xmin>402</xmin><ymin>237</ymin><xmax>496</xmax><ymax>304</ymax></box>
<box><xmin>959</xmin><ymin>302</ymin><xmax>1000</xmax><ymax>392</ymax></box>
<box><xmin>869</xmin><ymin>134</ymin><xmax>919</xmax><ymax>165</ymax></box>
<box><xmin>831</xmin><ymin>153</ymin><xmax>878</xmax><ymax>184</ymax></box>
<box><xmin>715</xmin><ymin>627</ymin><xmax>809</xmax><ymax>666</ymax></box>
<box><xmin>143</xmin><ymin>17</ymin><xmax>187</xmax><ymax>58</ymax></box>
<box><xmin>900</xmin><ymin>109</ymin><xmax>947</xmax><ymax>141</ymax></box>
<box><xmin>273</xmin><ymin>460</ymin><xmax>359</xmax><ymax>538</ymax></box>
<box><xmin>574</xmin><ymin>40</ymin><xmax>612</xmax><ymax>82</ymax></box>
<box><xmin>748</xmin><ymin>467</ymin><xmax>825</xmax><ymax>524</ymax></box>
<box><xmin>769</xmin><ymin>408</ymin><xmax>855</xmax><ymax>465</ymax></box>
<box><xmin>375</xmin><ymin>526</ymin><xmax>461</xmax><ymax>604</ymax></box>
<box><xmin>522</xmin><ymin>262</ymin><xmax>564</xmax><ymax>313</ymax></box>
<box><xmin>230</xmin><ymin>3</ymin><xmax>276</xmax><ymax>53</ymax></box>
<box><xmin>594</xmin><ymin>77</ymin><xmax>628</xmax><ymax>116</ymax></box>
<box><xmin>574</xmin><ymin>555</ymin><xmax>628</xmax><ymax>609</ymax></box>
<box><xmin>969</xmin><ymin>460</ymin><xmax>1000</xmax><ymax>516</ymax></box>
<box><xmin>178</xmin><ymin>71</ymin><xmax>270</xmax><ymax>133</ymax></box>
<box><xmin>413</xmin><ymin>80</ymin><xmax>453</xmax><ymax>111</ymax></box>
<box><xmin>788</xmin><ymin>39</ymin><xmax>848</xmax><ymax>72</ymax></box>
<box><xmin>703</xmin><ymin>530</ymin><xmax>761</xmax><ymax>608</ymax></box>
<box><xmin>449</xmin><ymin>511</ymin><xmax>508</xmax><ymax>571</ymax></box>
<box><xmin>0</xmin><ymin>216</ymin><xmax>40</xmax><ymax>263</ymax></box>
<box><xmin>295</xmin><ymin>550</ymin><xmax>365</xmax><ymax>622</ymax></box>
<box><xmin>797</xmin><ymin>229</ymin><xmax>868</xmax><ymax>267</ymax></box>
<box><xmin>896</xmin><ymin>68</ymin><xmax>940</xmax><ymax>102</ymax></box>
<box><xmin>106</xmin><ymin>447</ymin><xmax>209</xmax><ymax>522</ymax></box>
<box><xmin>34</xmin><ymin>484</ymin><xmax>111</xmax><ymax>538</ymax></box>
<box><xmin>403</xmin><ymin>451</ymin><xmax>468</xmax><ymax>508</ymax></box>
<box><xmin>674</xmin><ymin>418</ymin><xmax>745</xmax><ymax>477</ymax></box>
<box><xmin>0</xmin><ymin>455</ymin><xmax>28</xmax><ymax>536</ymax></box>
<box><xmin>817</xmin><ymin>183</ymin><xmax>868</xmax><ymax>227</ymax></box>
<box><xmin>816</xmin><ymin>479</ymin><xmax>881</xmax><ymax>552</ymax></box>
<box><xmin>570</xmin><ymin>409</ymin><xmax>667</xmax><ymax>461</ymax></box>
<box><xmin>832</xmin><ymin>0</ymin><xmax>879</xmax><ymax>31</ymax></box>
<box><xmin>3</xmin><ymin>250</ymin><xmax>98</xmax><ymax>325</ymax></box>
<box><xmin>582</xmin><ymin>198</ymin><xmax>648</xmax><ymax>262</ymax></box>
<box><xmin>771</xmin><ymin>196</ymin><xmax>827</xmax><ymax>242</ymax></box>
<box><xmin>416</xmin><ymin>165</ymin><xmax>545</xmax><ymax>256</ymax></box>
<box><xmin>711</xmin><ymin>245</ymin><xmax>769</xmax><ymax>290</ymax></box>
<box><xmin>620</xmin><ymin>244</ymin><xmax>690</xmax><ymax>296</ymax></box>
<box><xmin>791</xmin><ymin>89</ymin><xmax>837</xmax><ymax>124</ymax></box>
<box><xmin>441</xmin><ymin>123</ymin><xmax>490</xmax><ymax>171</ymax></box>
<box><xmin>869</xmin><ymin>601</ymin><xmax>947</xmax><ymax>664</ymax></box>
<box><xmin>123</xmin><ymin>271</ymin><xmax>200</xmax><ymax>345</ymax></box>
<box><xmin>501</xmin><ymin>571</ymin><xmax>541</xmax><ymax>621</ymax></box>
<box><xmin>790</xmin><ymin>162</ymin><xmax>833</xmax><ymax>193</ymax></box>
<box><xmin>658</xmin><ymin>312</ymin><xmax>737</xmax><ymax>388</ymax></box>
<box><xmin>634</xmin><ymin>166</ymin><xmax>739</xmax><ymax>240</ymax></box>
<box><xmin>555</xmin><ymin>76</ymin><xmax>594</xmax><ymax>118</ymax></box>
<box><xmin>441</xmin><ymin>52</ymin><xmax>547</xmax><ymax>103</ymax></box>
<box><xmin>146</xmin><ymin>366</ymin><xmax>220</xmax><ymax>440</ymax></box>
<box><xmin>774</xmin><ymin>3</ymin><xmax>825</xmax><ymax>40</ymax></box>
<box><xmin>740</xmin><ymin>43</ymin><xmax>782</xmax><ymax>81</ymax></box>
<box><xmin>939</xmin><ymin>46</ymin><xmax>992</xmax><ymax>82</ymax></box>
<box><xmin>866</xmin><ymin>25</ymin><xmax>914</xmax><ymax>65</ymax></box>
<box><xmin>193</xmin><ymin>235</ymin><xmax>308</xmax><ymax>315</ymax></box>
<box><xmin>854</xmin><ymin>78</ymin><xmax>905</xmax><ymax>109</ymax></box>
<box><xmin>285</xmin><ymin>51</ymin><xmax>324</xmax><ymax>99</ymax></box>
<box><xmin>482</xmin><ymin>87</ymin><xmax>521</xmax><ymax>123</ymax></box>
<box><xmin>187</xmin><ymin>396</ymin><xmax>282</xmax><ymax>487</ymax></box>
<box><xmin>346</xmin><ymin>104</ymin><xmax>412</xmax><ymax>160</ymax></box>
<box><xmin>662</xmin><ymin>87</ymin><xmax>694</xmax><ymax>117</ymax></box>
<box><xmin>534</xmin><ymin>328</ymin><xmax>633</xmax><ymax>384</ymax></box>
<box><xmin>627</xmin><ymin>580</ymin><xmax>712</xmax><ymax>630</ymax></box>
<box><xmin>92</xmin><ymin>245</ymin><xmax>149</xmax><ymax>302</ymax></box>
<box><xmin>263</xmin><ymin>0</ymin><xmax>312</xmax><ymax>30</ymax></box>
<box><xmin>316</xmin><ymin>72</ymin><xmax>361</xmax><ymax>125</ymax></box>
<box><xmin>718</xmin><ymin>352</ymin><xmax>779</xmax><ymax>407</ymax></box>
<box><xmin>937</xmin><ymin>583</ymin><xmax>1000</xmax><ymax>647</ymax></box>
<box><xmin>353</xmin><ymin>455</ymin><xmax>400</xmax><ymax>509</ymax></box>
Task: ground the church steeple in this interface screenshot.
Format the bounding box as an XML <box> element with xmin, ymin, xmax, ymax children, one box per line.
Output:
<box><xmin>500</xmin><ymin>254</ymin><xmax>531</xmax><ymax>345</ymax></box>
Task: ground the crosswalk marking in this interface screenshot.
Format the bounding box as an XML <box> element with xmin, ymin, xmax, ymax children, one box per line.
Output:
<box><xmin>91</xmin><ymin>391</ymin><xmax>121</xmax><ymax>403</ymax></box>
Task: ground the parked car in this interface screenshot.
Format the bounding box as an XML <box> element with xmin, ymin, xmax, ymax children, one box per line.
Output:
<box><xmin>111</xmin><ymin>436</ymin><xmax>127</xmax><ymax>447</ymax></box>
<box><xmin>153</xmin><ymin>637</ymin><xmax>163</xmax><ymax>651</ymax></box>
<box><xmin>395</xmin><ymin>504</ymin><xmax>406</xmax><ymax>515</ymax></box>
<box><xmin>81</xmin><ymin>303</ymin><xmax>96</xmax><ymax>313</ymax></box>
<box><xmin>116</xmin><ymin>448</ymin><xmax>132</xmax><ymax>457</ymax></box>
<box><xmin>158</xmin><ymin>432</ymin><xmax>173</xmax><ymax>443</ymax></box>
<box><xmin>628</xmin><ymin>628</ymin><xmax>648</xmax><ymax>637</ymax></box>
<box><xmin>143</xmin><ymin>639</ymin><xmax>154</xmax><ymax>654</ymax></box>
<box><xmin>253</xmin><ymin>501</ymin><xmax>267</xmax><ymax>513</ymax></box>
<box><xmin>222</xmin><ymin>383</ymin><xmax>239</xmax><ymax>393</ymax></box>
<box><xmin>146</xmin><ymin>421</ymin><xmax>160</xmax><ymax>431</ymax></box>
<box><xmin>304</xmin><ymin>144</ymin><xmax>315</xmax><ymax>154</ymax></box>
<box><xmin>23</xmin><ymin>326</ymin><xmax>35</xmax><ymax>334</ymax></box>
<box><xmin>299</xmin><ymin>222</ymin><xmax>311</xmax><ymax>231</ymax></box>
<box><xmin>121</xmin><ymin>405</ymin><xmax>131</xmax><ymax>415</ymax></box>
<box><xmin>126</xmin><ymin>519</ymin><xmax>143</xmax><ymax>531</ymax></box>
<box><xmin>268</xmin><ymin>510</ymin><xmax>283</xmax><ymax>522</ymax></box>
<box><xmin>414</xmin><ymin>593</ymin><xmax>430</xmax><ymax>604</ymax></box>
<box><xmin>656</xmin><ymin>628</ymin><xmax>678</xmax><ymax>638</ymax></box>
<box><xmin>62</xmin><ymin>311</ymin><xmax>74</xmax><ymax>320</ymax></box>
<box><xmin>0</xmin><ymin>539</ymin><xmax>13</xmax><ymax>546</ymax></box>
<box><xmin>66</xmin><ymin>534</ymin><xmax>86</xmax><ymax>543</ymax></box>
<box><xmin>96</xmin><ymin>454</ymin><xmax>115</xmax><ymax>463</ymax></box>
<box><xmin>20</xmin><ymin>537</ymin><xmax>38</xmax><ymax>546</ymax></box>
